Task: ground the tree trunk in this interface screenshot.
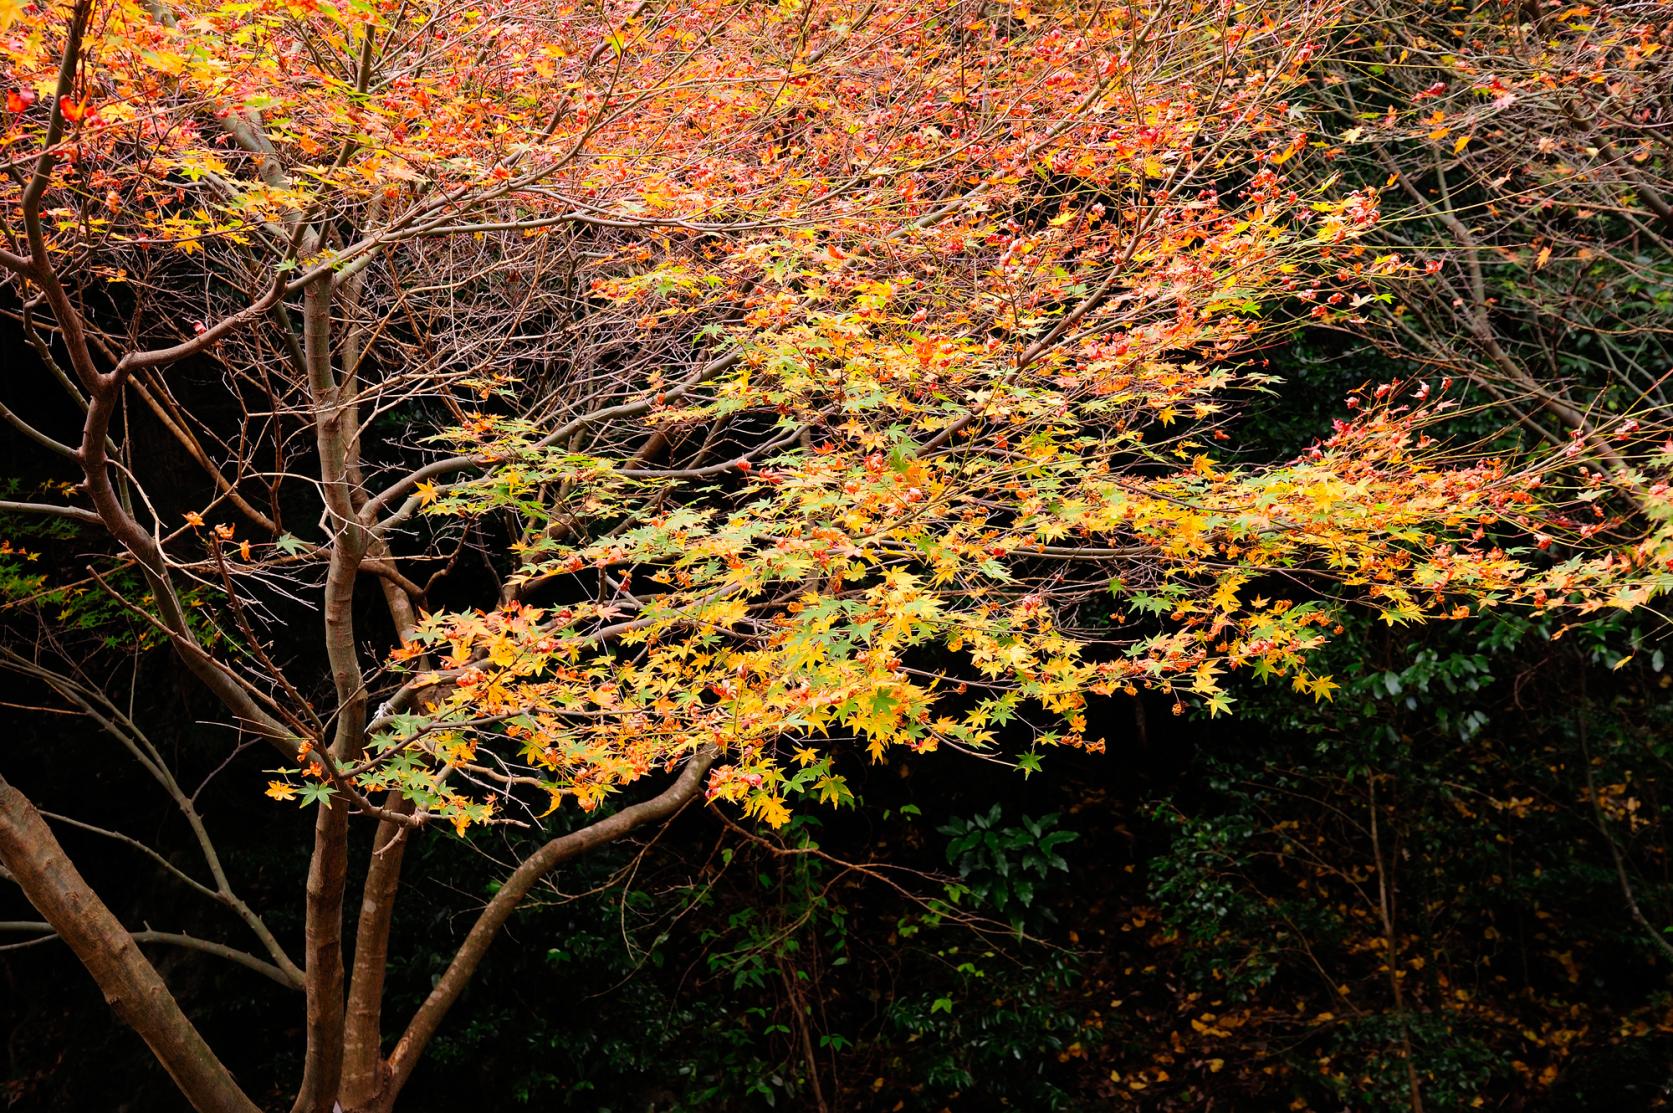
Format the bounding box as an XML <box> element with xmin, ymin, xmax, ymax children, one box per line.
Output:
<box><xmin>340</xmin><ymin>798</ymin><xmax>414</xmax><ymax>1111</ymax></box>
<box><xmin>0</xmin><ymin>775</ymin><xmax>261</xmax><ymax>1113</ymax></box>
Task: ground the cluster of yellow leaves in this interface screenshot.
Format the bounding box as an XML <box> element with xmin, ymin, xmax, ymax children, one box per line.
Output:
<box><xmin>45</xmin><ymin>0</ymin><xmax>1659</xmax><ymax>830</ymax></box>
<box><xmin>358</xmin><ymin>376</ymin><xmax>1673</xmax><ymax>831</ymax></box>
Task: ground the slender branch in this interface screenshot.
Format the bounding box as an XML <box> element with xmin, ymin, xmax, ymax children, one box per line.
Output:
<box><xmin>0</xmin><ymin>648</ymin><xmax>305</xmax><ymax>985</ymax></box>
<box><xmin>0</xmin><ymin>921</ymin><xmax>301</xmax><ymax>990</ymax></box>
<box><xmin>0</xmin><ymin>500</ymin><xmax>101</xmax><ymax>524</ymax></box>
<box><xmin>383</xmin><ymin>747</ymin><xmax>718</xmax><ymax>1100</ymax></box>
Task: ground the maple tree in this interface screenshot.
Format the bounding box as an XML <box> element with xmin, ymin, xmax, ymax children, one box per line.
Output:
<box><xmin>1</xmin><ymin>0</ymin><xmax>1671</xmax><ymax>1109</ymax></box>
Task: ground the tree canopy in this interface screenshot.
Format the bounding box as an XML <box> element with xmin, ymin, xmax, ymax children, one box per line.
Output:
<box><xmin>3</xmin><ymin>0</ymin><xmax>1672</xmax><ymax>1110</ymax></box>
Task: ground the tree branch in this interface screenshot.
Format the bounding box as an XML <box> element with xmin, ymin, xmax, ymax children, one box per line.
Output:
<box><xmin>0</xmin><ymin>775</ymin><xmax>263</xmax><ymax>1113</ymax></box>
<box><xmin>383</xmin><ymin>747</ymin><xmax>718</xmax><ymax>1100</ymax></box>
<box><xmin>0</xmin><ymin>921</ymin><xmax>302</xmax><ymax>990</ymax></box>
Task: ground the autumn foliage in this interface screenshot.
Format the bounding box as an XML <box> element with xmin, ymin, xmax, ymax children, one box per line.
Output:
<box><xmin>2</xmin><ymin>0</ymin><xmax>1671</xmax><ymax>1109</ymax></box>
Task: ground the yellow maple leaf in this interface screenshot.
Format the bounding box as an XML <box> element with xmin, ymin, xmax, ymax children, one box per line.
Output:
<box><xmin>487</xmin><ymin>635</ymin><xmax>517</xmax><ymax>668</ymax></box>
<box><xmin>1308</xmin><ymin>674</ymin><xmax>1340</xmax><ymax>702</ymax></box>
<box><xmin>1211</xmin><ymin>574</ymin><xmax>1245</xmax><ymax>613</ymax></box>
<box><xmin>755</xmin><ymin>794</ymin><xmax>791</xmax><ymax>828</ymax></box>
<box><xmin>265</xmin><ymin>780</ymin><xmax>298</xmax><ymax>801</ymax></box>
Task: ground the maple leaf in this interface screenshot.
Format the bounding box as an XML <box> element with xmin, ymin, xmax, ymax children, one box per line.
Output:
<box><xmin>814</xmin><ymin>775</ymin><xmax>851</xmax><ymax>807</ymax></box>
<box><xmin>754</xmin><ymin>794</ymin><xmax>792</xmax><ymax>829</ymax></box>
<box><xmin>12</xmin><ymin>0</ymin><xmax>1662</xmax><ymax>844</ymax></box>
<box><xmin>297</xmin><ymin>783</ymin><xmax>337</xmax><ymax>807</ymax></box>
<box><xmin>486</xmin><ymin>635</ymin><xmax>517</xmax><ymax>669</ymax></box>
<box><xmin>1307</xmin><ymin>675</ymin><xmax>1340</xmax><ymax>702</ymax></box>
<box><xmin>1211</xmin><ymin>575</ymin><xmax>1246</xmax><ymax>613</ymax></box>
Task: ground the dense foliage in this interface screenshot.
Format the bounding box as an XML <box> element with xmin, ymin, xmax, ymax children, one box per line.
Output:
<box><xmin>3</xmin><ymin>0</ymin><xmax>1672</xmax><ymax>1110</ymax></box>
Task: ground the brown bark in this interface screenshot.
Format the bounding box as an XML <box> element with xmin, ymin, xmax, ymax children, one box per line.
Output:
<box><xmin>292</xmin><ymin>263</ymin><xmax>367</xmax><ymax>1113</ymax></box>
<box><xmin>0</xmin><ymin>776</ymin><xmax>261</xmax><ymax>1113</ymax></box>
<box><xmin>293</xmin><ymin>798</ymin><xmax>351</xmax><ymax>1113</ymax></box>
<box><xmin>339</xmin><ymin>798</ymin><xmax>415</xmax><ymax>1111</ymax></box>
